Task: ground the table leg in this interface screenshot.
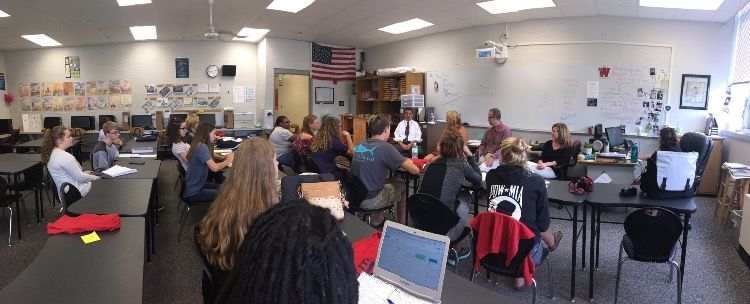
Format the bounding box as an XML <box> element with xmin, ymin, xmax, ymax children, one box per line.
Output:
<box><xmin>589</xmin><ymin>205</ymin><xmax>597</xmax><ymax>301</ymax></box>
<box><xmin>570</xmin><ymin>205</ymin><xmax>578</xmax><ymax>301</ymax></box>
<box><xmin>14</xmin><ymin>174</ymin><xmax>22</xmax><ymax>241</ymax></box>
<box><xmin>680</xmin><ymin>213</ymin><xmax>691</xmax><ymax>284</ymax></box>
<box><xmin>473</xmin><ymin>189</ymin><xmax>479</xmax><ymax>216</ymax></box>
<box><xmin>582</xmin><ymin>204</ymin><xmax>587</xmax><ymax>270</ymax></box>
<box><xmin>152</xmin><ymin>179</ymin><xmax>158</xmax><ymax>255</ymax></box>
<box><xmin>596</xmin><ymin>209</ymin><xmax>601</xmax><ymax>270</ymax></box>
<box><xmin>145</xmin><ymin>213</ymin><xmax>151</xmax><ymax>263</ymax></box>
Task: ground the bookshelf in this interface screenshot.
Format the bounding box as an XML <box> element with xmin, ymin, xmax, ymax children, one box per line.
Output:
<box><xmin>354</xmin><ymin>72</ymin><xmax>425</xmax><ymax>115</ymax></box>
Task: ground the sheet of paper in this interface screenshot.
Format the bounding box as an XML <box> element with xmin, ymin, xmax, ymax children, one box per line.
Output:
<box><xmin>118</xmin><ymin>153</ymin><xmax>157</xmax><ymax>158</ymax></box>
<box><xmin>197</xmin><ymin>83</ymin><xmax>209</xmax><ymax>93</ymax></box>
<box><xmin>357</xmin><ymin>274</ymin><xmax>394</xmax><ymax>304</ymax></box>
<box><xmin>233</xmin><ymin>86</ymin><xmax>244</xmax><ymax>104</ymax></box>
<box><xmin>594</xmin><ymin>172</ymin><xmax>612</xmax><ymax>183</ymax></box>
<box><xmin>245</xmin><ymin>86</ymin><xmax>255</xmax><ymax>102</ymax></box>
<box><xmin>81</xmin><ymin>231</ymin><xmax>101</xmax><ymax>244</ymax></box>
<box><xmin>208</xmin><ymin>83</ymin><xmax>220</xmax><ymax>93</ymax></box>
<box><xmin>587</xmin><ymin>81</ymin><xmax>599</xmax><ymax>98</ymax></box>
<box><xmin>655</xmin><ymin>70</ymin><xmax>670</xmax><ymax>89</ymax></box>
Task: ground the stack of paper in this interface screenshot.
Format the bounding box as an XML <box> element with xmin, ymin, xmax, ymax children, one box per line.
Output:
<box><xmin>724</xmin><ymin>163</ymin><xmax>750</xmax><ymax>179</ymax></box>
<box><xmin>131</xmin><ymin>147</ymin><xmax>154</xmax><ymax>154</ymax></box>
<box><xmin>103</xmin><ymin>165</ymin><xmax>138</xmax><ymax>177</ymax></box>
<box><xmin>118</xmin><ymin>153</ymin><xmax>157</xmax><ymax>158</ymax></box>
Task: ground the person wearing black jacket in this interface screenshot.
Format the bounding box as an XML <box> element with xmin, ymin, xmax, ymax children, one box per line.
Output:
<box><xmin>537</xmin><ymin>123</ymin><xmax>574</xmax><ymax>177</ymax></box>
<box><xmin>485</xmin><ymin>137</ymin><xmax>562</xmax><ymax>290</ymax></box>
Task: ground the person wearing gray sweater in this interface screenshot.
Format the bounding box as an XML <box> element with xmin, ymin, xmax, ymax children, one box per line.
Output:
<box><xmin>42</xmin><ymin>126</ymin><xmax>100</xmax><ymax>198</ymax></box>
<box><xmin>91</xmin><ymin>121</ymin><xmax>120</xmax><ymax>174</ymax></box>
<box><xmin>417</xmin><ymin>128</ymin><xmax>482</xmax><ymax>265</ymax></box>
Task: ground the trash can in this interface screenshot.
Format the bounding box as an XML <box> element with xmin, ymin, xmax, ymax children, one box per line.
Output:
<box><xmin>731</xmin><ymin>210</ymin><xmax>743</xmax><ymax>250</ymax></box>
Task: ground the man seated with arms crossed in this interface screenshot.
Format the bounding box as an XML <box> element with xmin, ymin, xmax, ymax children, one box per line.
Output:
<box><xmin>351</xmin><ymin>115</ymin><xmax>420</xmax><ymax>226</ymax></box>
<box><xmin>92</xmin><ymin>121</ymin><xmax>120</xmax><ymax>175</ymax></box>
<box><xmin>392</xmin><ymin>108</ymin><xmax>424</xmax><ymax>158</ymax></box>
<box><xmin>477</xmin><ymin>107</ymin><xmax>512</xmax><ymax>169</ymax></box>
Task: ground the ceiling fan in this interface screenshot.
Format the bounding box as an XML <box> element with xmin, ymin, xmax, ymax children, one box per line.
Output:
<box><xmin>192</xmin><ymin>0</ymin><xmax>246</xmax><ymax>40</ymax></box>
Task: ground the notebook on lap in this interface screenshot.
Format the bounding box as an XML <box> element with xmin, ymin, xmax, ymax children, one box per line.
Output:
<box><xmin>358</xmin><ymin>221</ymin><xmax>450</xmax><ymax>304</ymax></box>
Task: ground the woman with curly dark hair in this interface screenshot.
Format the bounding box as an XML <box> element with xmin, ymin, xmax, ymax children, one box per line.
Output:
<box><xmin>214</xmin><ymin>199</ymin><xmax>358</xmax><ymax>304</ymax></box>
<box><xmin>310</xmin><ymin>117</ymin><xmax>354</xmax><ymax>180</ymax></box>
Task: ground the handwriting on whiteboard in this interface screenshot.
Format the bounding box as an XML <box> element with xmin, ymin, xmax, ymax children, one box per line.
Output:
<box><xmin>560</xmin><ymin>79</ymin><xmax>577</xmax><ymax>125</ymax></box>
<box><xmin>429</xmin><ymin>71</ymin><xmax>461</xmax><ymax>105</ymax></box>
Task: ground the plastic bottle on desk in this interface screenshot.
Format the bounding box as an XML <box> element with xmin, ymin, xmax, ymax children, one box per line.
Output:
<box><xmin>675</xmin><ymin>122</ymin><xmax>682</xmax><ymax>134</ymax></box>
<box><xmin>630</xmin><ymin>143</ymin><xmax>639</xmax><ymax>163</ymax></box>
<box><xmin>411</xmin><ymin>144</ymin><xmax>418</xmax><ymax>158</ymax></box>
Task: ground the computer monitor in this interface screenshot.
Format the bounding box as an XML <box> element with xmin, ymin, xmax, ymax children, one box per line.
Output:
<box><xmin>198</xmin><ymin>113</ymin><xmax>216</xmax><ymax>125</ymax></box>
<box><xmin>131</xmin><ymin>115</ymin><xmax>153</xmax><ymax>129</ymax></box>
<box><xmin>0</xmin><ymin>119</ymin><xmax>12</xmax><ymax>134</ymax></box>
<box><xmin>605</xmin><ymin>127</ymin><xmax>624</xmax><ymax>149</ymax></box>
<box><xmin>70</xmin><ymin>116</ymin><xmax>94</xmax><ymax>130</ymax></box>
<box><xmin>44</xmin><ymin>117</ymin><xmax>62</xmax><ymax>129</ymax></box>
<box><xmin>170</xmin><ymin>113</ymin><xmax>188</xmax><ymax>122</ymax></box>
<box><xmin>98</xmin><ymin>115</ymin><xmax>116</xmax><ymax>130</ymax></box>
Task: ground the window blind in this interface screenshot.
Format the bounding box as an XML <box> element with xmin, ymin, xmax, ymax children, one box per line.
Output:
<box><xmin>733</xmin><ymin>3</ymin><xmax>750</xmax><ymax>83</ymax></box>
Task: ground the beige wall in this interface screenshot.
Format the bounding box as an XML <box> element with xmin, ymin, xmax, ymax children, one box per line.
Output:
<box><xmin>275</xmin><ymin>74</ymin><xmax>309</xmax><ymax>127</ymax></box>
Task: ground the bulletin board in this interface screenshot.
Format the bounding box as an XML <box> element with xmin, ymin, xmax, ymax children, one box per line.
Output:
<box><xmin>315</xmin><ymin>87</ymin><xmax>334</xmax><ymax>104</ymax></box>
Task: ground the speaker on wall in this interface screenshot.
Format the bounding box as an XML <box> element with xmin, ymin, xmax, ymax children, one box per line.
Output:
<box><xmin>222</xmin><ymin>65</ymin><xmax>236</xmax><ymax>76</ymax></box>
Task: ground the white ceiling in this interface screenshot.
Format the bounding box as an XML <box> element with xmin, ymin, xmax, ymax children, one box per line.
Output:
<box><xmin>0</xmin><ymin>0</ymin><xmax>747</xmax><ymax>50</ymax></box>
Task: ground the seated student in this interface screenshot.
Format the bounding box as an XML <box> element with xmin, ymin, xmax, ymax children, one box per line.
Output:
<box><xmin>91</xmin><ymin>121</ymin><xmax>121</xmax><ymax>174</ymax></box>
<box><xmin>167</xmin><ymin>117</ymin><xmax>189</xmax><ymax>170</ymax></box>
<box><xmin>213</xmin><ymin>199</ymin><xmax>358</xmax><ymax>304</ymax></box>
<box><xmin>351</xmin><ymin>115</ymin><xmax>420</xmax><ymax>225</ymax></box>
<box><xmin>536</xmin><ymin>123</ymin><xmax>574</xmax><ymax>178</ymax></box>
<box><xmin>184</xmin><ymin>122</ymin><xmax>234</xmax><ymax>203</ymax></box>
<box><xmin>183</xmin><ymin>114</ymin><xmax>200</xmax><ymax>143</ymax></box>
<box><xmin>42</xmin><ymin>126</ymin><xmax>100</xmax><ymax>197</ymax></box>
<box><xmin>198</xmin><ymin>137</ymin><xmax>279</xmax><ymax>304</ymax></box>
<box><xmin>292</xmin><ymin>114</ymin><xmax>318</xmax><ymax>157</ymax></box>
<box><xmin>640</xmin><ymin>127</ymin><xmax>683</xmax><ymax>198</ymax></box>
<box><xmin>311</xmin><ymin>117</ymin><xmax>354</xmax><ymax>180</ymax></box>
<box><xmin>97</xmin><ymin>117</ymin><xmax>125</xmax><ymax>148</ymax></box>
<box><xmin>393</xmin><ymin>108</ymin><xmax>424</xmax><ymax>158</ymax></box>
<box><xmin>477</xmin><ymin>108</ymin><xmax>512</xmax><ymax>168</ymax></box>
<box><xmin>485</xmin><ymin>137</ymin><xmax>562</xmax><ymax>290</ymax></box>
<box><xmin>425</xmin><ymin>110</ymin><xmax>469</xmax><ymax>161</ymax></box>
<box><xmin>417</xmin><ymin>128</ymin><xmax>481</xmax><ymax>265</ymax></box>
<box><xmin>269</xmin><ymin>116</ymin><xmax>301</xmax><ymax>167</ymax></box>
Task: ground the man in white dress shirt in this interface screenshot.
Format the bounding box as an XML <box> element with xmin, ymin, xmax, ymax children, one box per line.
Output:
<box><xmin>392</xmin><ymin>108</ymin><xmax>424</xmax><ymax>158</ymax></box>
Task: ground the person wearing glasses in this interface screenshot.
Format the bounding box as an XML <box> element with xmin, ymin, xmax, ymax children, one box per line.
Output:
<box><xmin>269</xmin><ymin>116</ymin><xmax>300</xmax><ymax>167</ymax></box>
<box><xmin>477</xmin><ymin>108</ymin><xmax>512</xmax><ymax>169</ymax></box>
<box><xmin>167</xmin><ymin>117</ymin><xmax>190</xmax><ymax>170</ymax></box>
<box><xmin>91</xmin><ymin>121</ymin><xmax>121</xmax><ymax>174</ymax></box>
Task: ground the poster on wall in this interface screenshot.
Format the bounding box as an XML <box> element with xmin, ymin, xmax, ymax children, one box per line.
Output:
<box><xmin>86</xmin><ymin>81</ymin><xmax>97</xmax><ymax>96</ymax></box>
<box><xmin>175</xmin><ymin>58</ymin><xmax>189</xmax><ymax>78</ymax></box>
<box><xmin>121</xmin><ymin>95</ymin><xmax>132</xmax><ymax>110</ymax></box>
<box><xmin>65</xmin><ymin>56</ymin><xmax>80</xmax><ymax>78</ymax></box>
<box><xmin>75</xmin><ymin>97</ymin><xmax>86</xmax><ymax>111</ymax></box>
<box><xmin>0</xmin><ymin>73</ymin><xmax>5</xmax><ymax>90</ymax></box>
<box><xmin>30</xmin><ymin>83</ymin><xmax>40</xmax><ymax>96</ymax></box>
<box><xmin>74</xmin><ymin>82</ymin><xmax>85</xmax><ymax>96</ymax></box>
<box><xmin>32</xmin><ymin>97</ymin><xmax>43</xmax><ymax>111</ymax></box>
<box><xmin>21</xmin><ymin>98</ymin><xmax>31</xmax><ymax>111</ymax></box>
<box><xmin>87</xmin><ymin>97</ymin><xmax>98</xmax><ymax>110</ymax></box>
<box><xmin>63</xmin><ymin>82</ymin><xmax>74</xmax><ymax>96</ymax></box>
<box><xmin>120</xmin><ymin>80</ymin><xmax>132</xmax><ymax>94</ymax></box>
<box><xmin>19</xmin><ymin>84</ymin><xmax>30</xmax><ymax>97</ymax></box>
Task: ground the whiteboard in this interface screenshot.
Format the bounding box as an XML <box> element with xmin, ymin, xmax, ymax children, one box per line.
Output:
<box><xmin>425</xmin><ymin>42</ymin><xmax>672</xmax><ymax>132</ymax></box>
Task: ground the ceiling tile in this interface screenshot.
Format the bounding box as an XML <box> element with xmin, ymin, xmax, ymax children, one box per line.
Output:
<box><xmin>596</xmin><ymin>4</ymin><xmax>637</xmax><ymax>17</ymax></box>
<box><xmin>526</xmin><ymin>7</ymin><xmax>566</xmax><ymax>19</ymax></box>
<box><xmin>674</xmin><ymin>9</ymin><xmax>718</xmax><ymax>22</ymax></box>
<box><xmin>327</xmin><ymin>10</ymin><xmax>369</xmax><ymax>24</ymax></box>
<box><xmin>554</xmin><ymin>0</ymin><xmax>596</xmax><ymax>6</ymax></box>
<box><xmin>560</xmin><ymin>5</ymin><xmax>598</xmax><ymax>16</ymax></box>
<box><xmin>636</xmin><ymin>7</ymin><xmax>677</xmax><ymax>19</ymax></box>
<box><xmin>344</xmin><ymin>1</ymin><xmax>390</xmax><ymax>17</ymax></box>
<box><xmin>594</xmin><ymin>0</ymin><xmax>636</xmax><ymax>5</ymax></box>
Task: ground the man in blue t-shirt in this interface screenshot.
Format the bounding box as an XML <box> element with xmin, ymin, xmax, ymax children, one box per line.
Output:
<box><xmin>351</xmin><ymin>115</ymin><xmax>420</xmax><ymax>225</ymax></box>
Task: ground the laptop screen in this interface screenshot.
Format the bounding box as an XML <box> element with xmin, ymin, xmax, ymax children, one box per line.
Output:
<box><xmin>378</xmin><ymin>224</ymin><xmax>447</xmax><ymax>291</ymax></box>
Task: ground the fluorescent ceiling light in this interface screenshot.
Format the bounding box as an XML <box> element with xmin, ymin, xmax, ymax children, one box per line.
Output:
<box><xmin>378</xmin><ymin>18</ymin><xmax>433</xmax><ymax>34</ymax></box>
<box><xmin>476</xmin><ymin>0</ymin><xmax>556</xmax><ymax>14</ymax></box>
<box><xmin>0</xmin><ymin>10</ymin><xmax>10</xmax><ymax>17</ymax></box>
<box><xmin>639</xmin><ymin>0</ymin><xmax>724</xmax><ymax>10</ymax></box>
<box><xmin>130</xmin><ymin>26</ymin><xmax>157</xmax><ymax>40</ymax></box>
<box><xmin>233</xmin><ymin>28</ymin><xmax>270</xmax><ymax>42</ymax></box>
<box><xmin>266</xmin><ymin>0</ymin><xmax>315</xmax><ymax>13</ymax></box>
<box><xmin>117</xmin><ymin>0</ymin><xmax>151</xmax><ymax>6</ymax></box>
<box><xmin>21</xmin><ymin>34</ymin><xmax>61</xmax><ymax>47</ymax></box>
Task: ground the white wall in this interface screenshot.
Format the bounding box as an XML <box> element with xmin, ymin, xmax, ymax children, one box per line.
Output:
<box><xmin>4</xmin><ymin>41</ymin><xmax>257</xmax><ymax>128</ymax></box>
<box><xmin>0</xmin><ymin>50</ymin><xmax>8</xmax><ymax>119</ymax></box>
<box><xmin>363</xmin><ymin>16</ymin><xmax>735</xmax><ymax>134</ymax></box>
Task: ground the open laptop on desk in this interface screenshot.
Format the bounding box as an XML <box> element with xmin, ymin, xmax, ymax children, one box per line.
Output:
<box><xmin>358</xmin><ymin>221</ymin><xmax>450</xmax><ymax>304</ymax></box>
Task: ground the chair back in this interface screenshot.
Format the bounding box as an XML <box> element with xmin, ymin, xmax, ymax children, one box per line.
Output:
<box><xmin>192</xmin><ymin>224</ymin><xmax>217</xmax><ymax>304</ymax></box>
<box><xmin>290</xmin><ymin>149</ymin><xmax>304</xmax><ymax>174</ymax></box>
<box><xmin>176</xmin><ymin>161</ymin><xmax>187</xmax><ymax>197</ymax></box>
<box><xmin>279</xmin><ymin>173</ymin><xmax>336</xmax><ymax>202</ymax></box>
<box><xmin>71</xmin><ymin>128</ymin><xmax>85</xmax><ymax>137</ymax></box>
<box><xmin>0</xmin><ymin>177</ymin><xmax>7</xmax><ymax>197</ymax></box>
<box><xmin>406</xmin><ymin>193</ymin><xmax>459</xmax><ymax>235</ymax></box>
<box><xmin>679</xmin><ymin>132</ymin><xmax>713</xmax><ymax>192</ymax></box>
<box><xmin>59</xmin><ymin>182</ymin><xmax>82</xmax><ymax>215</ymax></box>
<box><xmin>131</xmin><ymin>127</ymin><xmax>144</xmax><ymax>135</ymax></box>
<box><xmin>623</xmin><ymin>207</ymin><xmax>683</xmax><ymax>262</ymax></box>
<box><xmin>569</xmin><ymin>140</ymin><xmax>582</xmax><ymax>167</ymax></box>
<box><xmin>303</xmin><ymin>155</ymin><xmax>321</xmax><ymax>174</ymax></box>
<box><xmin>342</xmin><ymin>170</ymin><xmax>368</xmax><ymax>212</ymax></box>
<box><xmin>471</xmin><ymin>212</ymin><xmax>536</xmax><ymax>278</ymax></box>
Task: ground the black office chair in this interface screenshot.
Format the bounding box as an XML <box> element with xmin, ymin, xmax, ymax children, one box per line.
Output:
<box><xmin>341</xmin><ymin>170</ymin><xmax>394</xmax><ymax>224</ymax></box>
<box><xmin>290</xmin><ymin>149</ymin><xmax>304</xmax><ymax>174</ymax></box>
<box><xmin>614</xmin><ymin>207</ymin><xmax>683</xmax><ymax>304</ymax></box>
<box><xmin>553</xmin><ymin>139</ymin><xmax>581</xmax><ymax>181</ymax></box>
<box><xmin>176</xmin><ymin>168</ymin><xmax>213</xmax><ymax>242</ymax></box>
<box><xmin>59</xmin><ymin>182</ymin><xmax>82</xmax><ymax>217</ymax></box>
<box><xmin>470</xmin><ymin>212</ymin><xmax>554</xmax><ymax>303</ymax></box>
<box><xmin>406</xmin><ymin>193</ymin><xmax>473</xmax><ymax>273</ymax></box>
<box><xmin>174</xmin><ymin>162</ymin><xmax>186</xmax><ymax>208</ymax></box>
<box><xmin>192</xmin><ymin>224</ymin><xmax>220</xmax><ymax>304</ymax></box>
<box><xmin>302</xmin><ymin>155</ymin><xmax>321</xmax><ymax>174</ymax></box>
<box><xmin>279</xmin><ymin>173</ymin><xmax>336</xmax><ymax>203</ymax></box>
<box><xmin>678</xmin><ymin>132</ymin><xmax>713</xmax><ymax>194</ymax></box>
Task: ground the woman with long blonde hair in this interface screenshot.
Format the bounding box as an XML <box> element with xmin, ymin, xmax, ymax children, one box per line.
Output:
<box><xmin>198</xmin><ymin>137</ymin><xmax>279</xmax><ymax>303</ymax></box>
<box><xmin>536</xmin><ymin>122</ymin><xmax>573</xmax><ymax>177</ymax></box>
<box><xmin>311</xmin><ymin>117</ymin><xmax>354</xmax><ymax>180</ymax></box>
<box><xmin>425</xmin><ymin>110</ymin><xmax>469</xmax><ymax>161</ymax></box>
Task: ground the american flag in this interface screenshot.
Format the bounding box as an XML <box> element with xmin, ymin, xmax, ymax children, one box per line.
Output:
<box><xmin>311</xmin><ymin>43</ymin><xmax>356</xmax><ymax>84</ymax></box>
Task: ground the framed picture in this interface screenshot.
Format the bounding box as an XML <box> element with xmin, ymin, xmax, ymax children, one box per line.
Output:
<box><xmin>679</xmin><ymin>74</ymin><xmax>710</xmax><ymax>110</ymax></box>
<box><xmin>315</xmin><ymin>87</ymin><xmax>334</xmax><ymax>104</ymax></box>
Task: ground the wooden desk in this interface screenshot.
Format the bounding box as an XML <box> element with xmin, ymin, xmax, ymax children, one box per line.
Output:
<box><xmin>0</xmin><ymin>218</ymin><xmax>145</xmax><ymax>304</ymax></box>
<box><xmin>579</xmin><ymin>159</ymin><xmax>638</xmax><ymax>184</ymax></box>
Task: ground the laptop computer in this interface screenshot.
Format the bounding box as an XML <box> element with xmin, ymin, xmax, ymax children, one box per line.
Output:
<box><xmin>359</xmin><ymin>221</ymin><xmax>450</xmax><ymax>303</ymax></box>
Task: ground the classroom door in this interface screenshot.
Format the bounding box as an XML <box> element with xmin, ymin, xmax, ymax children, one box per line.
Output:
<box><xmin>275</xmin><ymin>73</ymin><xmax>310</xmax><ymax>127</ymax></box>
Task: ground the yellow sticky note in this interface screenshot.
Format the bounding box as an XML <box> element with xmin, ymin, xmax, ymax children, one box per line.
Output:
<box><xmin>81</xmin><ymin>231</ymin><xmax>101</xmax><ymax>244</ymax></box>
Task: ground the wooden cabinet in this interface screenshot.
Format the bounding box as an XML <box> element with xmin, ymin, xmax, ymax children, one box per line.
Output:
<box><xmin>697</xmin><ymin>136</ymin><xmax>724</xmax><ymax>196</ymax></box>
<box><xmin>354</xmin><ymin>72</ymin><xmax>425</xmax><ymax>115</ymax></box>
<box><xmin>339</xmin><ymin>114</ymin><xmax>368</xmax><ymax>146</ymax></box>
<box><xmin>422</xmin><ymin>121</ymin><xmax>447</xmax><ymax>155</ymax></box>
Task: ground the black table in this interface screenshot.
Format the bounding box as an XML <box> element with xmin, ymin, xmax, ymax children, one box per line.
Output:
<box><xmin>584</xmin><ymin>183</ymin><xmax>697</xmax><ymax>301</ymax></box>
<box><xmin>0</xmin><ymin>217</ymin><xmax>145</xmax><ymax>304</ymax></box>
<box><xmin>338</xmin><ymin>214</ymin><xmax>522</xmax><ymax>304</ymax></box>
<box><xmin>0</xmin><ymin>160</ymin><xmax>43</xmax><ymax>240</ymax></box>
<box><xmin>67</xmin><ymin>179</ymin><xmax>153</xmax><ymax>262</ymax></box>
<box><xmin>14</xmin><ymin>138</ymin><xmax>82</xmax><ymax>162</ymax></box>
<box><xmin>111</xmin><ymin>159</ymin><xmax>162</xmax><ymax>256</ymax></box>
<box><xmin>121</xmin><ymin>139</ymin><xmax>158</xmax><ymax>154</ymax></box>
<box><xmin>546</xmin><ymin>180</ymin><xmax>587</xmax><ymax>301</ymax></box>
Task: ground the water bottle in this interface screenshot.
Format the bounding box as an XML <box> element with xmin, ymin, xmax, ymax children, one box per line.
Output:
<box><xmin>411</xmin><ymin>144</ymin><xmax>418</xmax><ymax>158</ymax></box>
<box><xmin>430</xmin><ymin>112</ymin><xmax>435</xmax><ymax>123</ymax></box>
<box><xmin>675</xmin><ymin>122</ymin><xmax>681</xmax><ymax>134</ymax></box>
<box><xmin>630</xmin><ymin>143</ymin><xmax>639</xmax><ymax>163</ymax></box>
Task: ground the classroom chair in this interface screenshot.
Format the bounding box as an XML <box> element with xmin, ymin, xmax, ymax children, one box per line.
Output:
<box><xmin>192</xmin><ymin>224</ymin><xmax>220</xmax><ymax>304</ymax></box>
<box><xmin>678</xmin><ymin>132</ymin><xmax>713</xmax><ymax>194</ymax></box>
<box><xmin>341</xmin><ymin>170</ymin><xmax>395</xmax><ymax>225</ymax></box>
<box><xmin>469</xmin><ymin>212</ymin><xmax>554</xmax><ymax>304</ymax></box>
<box><xmin>0</xmin><ymin>129</ymin><xmax>19</xmax><ymax>153</ymax></box>
<box><xmin>174</xmin><ymin>162</ymin><xmax>186</xmax><ymax>208</ymax></box>
<box><xmin>0</xmin><ymin>177</ymin><xmax>29</xmax><ymax>246</ymax></box>
<box><xmin>59</xmin><ymin>182</ymin><xmax>82</xmax><ymax>217</ymax></box>
<box><xmin>279</xmin><ymin>173</ymin><xmax>336</xmax><ymax>203</ymax></box>
<box><xmin>176</xmin><ymin>166</ymin><xmax>213</xmax><ymax>242</ymax></box>
<box><xmin>290</xmin><ymin>149</ymin><xmax>304</xmax><ymax>174</ymax></box>
<box><xmin>406</xmin><ymin>193</ymin><xmax>473</xmax><ymax>273</ymax></box>
<box><xmin>302</xmin><ymin>155</ymin><xmax>321</xmax><ymax>174</ymax></box>
<box><xmin>553</xmin><ymin>139</ymin><xmax>581</xmax><ymax>181</ymax></box>
<box><xmin>614</xmin><ymin>207</ymin><xmax>683</xmax><ymax>304</ymax></box>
